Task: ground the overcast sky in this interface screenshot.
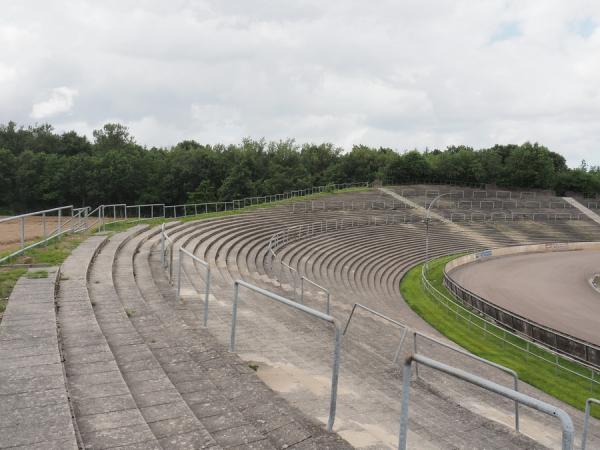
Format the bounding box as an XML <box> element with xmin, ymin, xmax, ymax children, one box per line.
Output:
<box><xmin>1</xmin><ymin>1</ymin><xmax>599</xmax><ymax>166</ymax></box>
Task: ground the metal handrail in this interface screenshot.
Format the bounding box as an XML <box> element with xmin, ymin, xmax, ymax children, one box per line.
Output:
<box><xmin>229</xmin><ymin>279</ymin><xmax>341</xmax><ymax>432</ymax></box>
<box><xmin>581</xmin><ymin>398</ymin><xmax>600</xmax><ymax>450</ymax></box>
<box><xmin>342</xmin><ymin>302</ymin><xmax>520</xmax><ymax>431</ymax></box>
<box><xmin>399</xmin><ymin>354</ymin><xmax>574</xmax><ymax>450</ymax></box>
<box><xmin>0</xmin><ymin>205</ymin><xmax>73</xmax><ymax>224</ymax></box>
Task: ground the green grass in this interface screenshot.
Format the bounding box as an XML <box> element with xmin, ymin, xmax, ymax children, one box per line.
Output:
<box><xmin>0</xmin><ymin>268</ymin><xmax>27</xmax><ymax>315</ymax></box>
<box><xmin>99</xmin><ymin>186</ymin><xmax>371</xmax><ymax>233</ymax></box>
<box><xmin>0</xmin><ymin>234</ymin><xmax>85</xmax><ymax>319</ymax></box>
<box><xmin>400</xmin><ymin>254</ymin><xmax>600</xmax><ymax>416</ymax></box>
<box><xmin>25</xmin><ymin>270</ymin><xmax>49</xmax><ymax>279</ymax></box>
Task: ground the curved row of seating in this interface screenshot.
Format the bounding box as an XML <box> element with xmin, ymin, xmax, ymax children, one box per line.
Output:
<box><xmin>157</xmin><ymin>188</ymin><xmax>600</xmax><ymax>448</ymax></box>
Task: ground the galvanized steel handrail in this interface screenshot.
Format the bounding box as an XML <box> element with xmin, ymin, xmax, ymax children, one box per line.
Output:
<box><xmin>581</xmin><ymin>397</ymin><xmax>600</xmax><ymax>450</ymax></box>
<box><xmin>342</xmin><ymin>303</ymin><xmax>520</xmax><ymax>431</ymax></box>
<box><xmin>343</xmin><ymin>303</ymin><xmax>409</xmax><ymax>365</ymax></box>
<box><xmin>229</xmin><ymin>279</ymin><xmax>341</xmax><ymax>432</ymax></box>
<box><xmin>0</xmin><ymin>205</ymin><xmax>80</xmax><ymax>265</ymax></box>
<box><xmin>399</xmin><ymin>354</ymin><xmax>574</xmax><ymax>450</ymax></box>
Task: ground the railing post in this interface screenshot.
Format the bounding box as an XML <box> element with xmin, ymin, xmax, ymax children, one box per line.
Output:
<box><xmin>203</xmin><ymin>266</ymin><xmax>210</xmax><ymax>327</ymax></box>
<box><xmin>160</xmin><ymin>224</ymin><xmax>165</xmax><ymax>267</ymax></box>
<box><xmin>326</xmin><ymin>291</ymin><xmax>331</xmax><ymax>315</ymax></box>
<box><xmin>230</xmin><ymin>282</ymin><xmax>240</xmax><ymax>352</ymax></box>
<box><xmin>399</xmin><ymin>358</ymin><xmax>413</xmax><ymax>450</ymax></box>
<box><xmin>58</xmin><ymin>209</ymin><xmax>62</xmax><ymax>238</ymax></box>
<box><xmin>300</xmin><ymin>277</ymin><xmax>304</xmax><ymax>303</ymax></box>
<box><xmin>327</xmin><ymin>326</ymin><xmax>341</xmax><ymax>432</ymax></box>
<box><xmin>413</xmin><ymin>332</ymin><xmax>419</xmax><ymax>378</ymax></box>
<box><xmin>177</xmin><ymin>248</ymin><xmax>182</xmax><ymax>298</ymax></box>
<box><xmin>20</xmin><ymin>216</ymin><xmax>25</xmax><ymax>249</ymax></box>
<box><xmin>42</xmin><ymin>213</ymin><xmax>47</xmax><ymax>245</ymax></box>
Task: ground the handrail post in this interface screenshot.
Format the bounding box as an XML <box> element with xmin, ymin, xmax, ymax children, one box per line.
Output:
<box><xmin>327</xmin><ymin>326</ymin><xmax>341</xmax><ymax>432</ymax></box>
<box><xmin>160</xmin><ymin>224</ymin><xmax>165</xmax><ymax>267</ymax></box>
<box><xmin>230</xmin><ymin>282</ymin><xmax>240</xmax><ymax>352</ymax></box>
<box><xmin>582</xmin><ymin>398</ymin><xmax>600</xmax><ymax>450</ymax></box>
<box><xmin>399</xmin><ymin>357</ymin><xmax>413</xmax><ymax>449</ymax></box>
<box><xmin>203</xmin><ymin>266</ymin><xmax>210</xmax><ymax>327</ymax></box>
<box><xmin>177</xmin><ymin>248</ymin><xmax>182</xmax><ymax>298</ymax></box>
<box><xmin>326</xmin><ymin>291</ymin><xmax>330</xmax><ymax>315</ymax></box>
<box><xmin>20</xmin><ymin>216</ymin><xmax>25</xmax><ymax>249</ymax></box>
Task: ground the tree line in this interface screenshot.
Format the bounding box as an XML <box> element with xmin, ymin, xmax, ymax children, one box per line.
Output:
<box><xmin>1</xmin><ymin>121</ymin><xmax>599</xmax><ymax>213</ymax></box>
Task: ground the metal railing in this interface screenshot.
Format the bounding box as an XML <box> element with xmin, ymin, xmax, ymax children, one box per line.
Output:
<box><xmin>342</xmin><ymin>303</ymin><xmax>520</xmax><ymax>431</ymax></box>
<box><xmin>0</xmin><ymin>205</ymin><xmax>88</xmax><ymax>264</ymax></box>
<box><xmin>421</xmin><ymin>255</ymin><xmax>600</xmax><ymax>391</ymax></box>
<box><xmin>398</xmin><ymin>354</ymin><xmax>574</xmax><ymax>450</ymax></box>
<box><xmin>581</xmin><ymin>397</ymin><xmax>600</xmax><ymax>450</ymax></box>
<box><xmin>443</xmin><ymin>253</ymin><xmax>600</xmax><ymax>368</ymax></box>
<box><xmin>229</xmin><ymin>279</ymin><xmax>341</xmax><ymax>432</ymax></box>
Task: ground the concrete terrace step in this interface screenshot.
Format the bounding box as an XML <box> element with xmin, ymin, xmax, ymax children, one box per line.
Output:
<box><xmin>171</xmin><ymin>193</ymin><xmax>600</xmax><ymax>449</ymax></box>
<box><xmin>137</xmin><ymin>226</ymin><xmax>353</xmax><ymax>449</ymax></box>
<box><xmin>0</xmin><ymin>266</ymin><xmax>79</xmax><ymax>450</ymax></box>
<box><xmin>57</xmin><ymin>235</ymin><xmax>163</xmax><ymax>450</ymax></box>
<box><xmin>88</xmin><ymin>226</ymin><xmax>219</xmax><ymax>449</ymax></box>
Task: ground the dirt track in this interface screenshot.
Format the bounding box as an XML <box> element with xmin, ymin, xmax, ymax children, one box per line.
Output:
<box><xmin>450</xmin><ymin>250</ymin><xmax>600</xmax><ymax>346</ymax></box>
<box><xmin>0</xmin><ymin>216</ymin><xmax>68</xmax><ymax>253</ymax></box>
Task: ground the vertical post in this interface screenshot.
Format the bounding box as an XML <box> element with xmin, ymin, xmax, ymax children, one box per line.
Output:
<box><xmin>20</xmin><ymin>216</ymin><xmax>25</xmax><ymax>249</ymax></box>
<box><xmin>413</xmin><ymin>332</ymin><xmax>419</xmax><ymax>378</ymax></box>
<box><xmin>176</xmin><ymin>248</ymin><xmax>182</xmax><ymax>298</ymax></box>
<box><xmin>113</xmin><ymin>205</ymin><xmax>116</xmax><ymax>220</ymax></box>
<box><xmin>160</xmin><ymin>224</ymin><xmax>165</xmax><ymax>267</ymax></box>
<box><xmin>300</xmin><ymin>277</ymin><xmax>304</xmax><ymax>303</ymax></box>
<box><xmin>327</xmin><ymin>326</ymin><xmax>341</xmax><ymax>432</ymax></box>
<box><xmin>138</xmin><ymin>205</ymin><xmax>141</xmax><ymax>220</ymax></box>
<box><xmin>203</xmin><ymin>266</ymin><xmax>210</xmax><ymax>327</ymax></box>
<box><xmin>230</xmin><ymin>282</ymin><xmax>240</xmax><ymax>352</ymax></box>
<box><xmin>58</xmin><ymin>209</ymin><xmax>62</xmax><ymax>238</ymax></box>
<box><xmin>326</xmin><ymin>291</ymin><xmax>331</xmax><ymax>315</ymax></box>
<box><xmin>42</xmin><ymin>213</ymin><xmax>47</xmax><ymax>244</ymax></box>
<box><xmin>582</xmin><ymin>399</ymin><xmax>592</xmax><ymax>450</ymax></box>
<box><xmin>399</xmin><ymin>359</ymin><xmax>412</xmax><ymax>450</ymax></box>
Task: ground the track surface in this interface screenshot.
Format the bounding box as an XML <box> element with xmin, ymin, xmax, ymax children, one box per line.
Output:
<box><xmin>450</xmin><ymin>250</ymin><xmax>600</xmax><ymax>346</ymax></box>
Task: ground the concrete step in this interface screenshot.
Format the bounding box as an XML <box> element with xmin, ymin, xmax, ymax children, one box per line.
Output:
<box><xmin>0</xmin><ymin>266</ymin><xmax>79</xmax><ymax>450</ymax></box>
<box><xmin>88</xmin><ymin>226</ymin><xmax>219</xmax><ymax>449</ymax></box>
<box><xmin>57</xmin><ymin>235</ymin><xmax>162</xmax><ymax>450</ymax></box>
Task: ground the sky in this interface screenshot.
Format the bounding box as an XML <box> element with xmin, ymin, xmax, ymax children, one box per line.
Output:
<box><xmin>1</xmin><ymin>1</ymin><xmax>599</xmax><ymax>166</ymax></box>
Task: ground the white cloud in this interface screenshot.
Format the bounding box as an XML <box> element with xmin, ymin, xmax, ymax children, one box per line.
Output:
<box><xmin>2</xmin><ymin>1</ymin><xmax>600</xmax><ymax>165</ymax></box>
<box><xmin>30</xmin><ymin>87</ymin><xmax>78</xmax><ymax>119</ymax></box>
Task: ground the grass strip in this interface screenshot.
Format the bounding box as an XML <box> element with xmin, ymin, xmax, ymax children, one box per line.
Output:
<box><xmin>99</xmin><ymin>186</ymin><xmax>371</xmax><ymax>233</ymax></box>
<box><xmin>400</xmin><ymin>254</ymin><xmax>600</xmax><ymax>416</ymax></box>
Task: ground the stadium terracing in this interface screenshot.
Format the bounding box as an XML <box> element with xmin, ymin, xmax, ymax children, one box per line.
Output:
<box><xmin>2</xmin><ymin>182</ymin><xmax>600</xmax><ymax>449</ymax></box>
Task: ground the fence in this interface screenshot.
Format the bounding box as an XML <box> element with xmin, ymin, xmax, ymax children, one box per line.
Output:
<box><xmin>582</xmin><ymin>397</ymin><xmax>600</xmax><ymax>450</ymax></box>
<box><xmin>342</xmin><ymin>303</ymin><xmax>520</xmax><ymax>431</ymax></box>
<box><xmin>398</xmin><ymin>354</ymin><xmax>574</xmax><ymax>450</ymax></box>
<box><xmin>0</xmin><ymin>205</ymin><xmax>88</xmax><ymax>265</ymax></box>
<box><xmin>421</xmin><ymin>253</ymin><xmax>600</xmax><ymax>393</ymax></box>
<box><xmin>444</xmin><ymin>251</ymin><xmax>600</xmax><ymax>368</ymax></box>
<box><xmin>229</xmin><ymin>279</ymin><xmax>341</xmax><ymax>432</ymax></box>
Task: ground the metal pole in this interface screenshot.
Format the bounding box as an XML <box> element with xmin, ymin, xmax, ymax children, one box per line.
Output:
<box><xmin>413</xmin><ymin>332</ymin><xmax>419</xmax><ymax>378</ymax></box>
<box><xmin>160</xmin><ymin>224</ymin><xmax>165</xmax><ymax>267</ymax></box>
<box><xmin>58</xmin><ymin>209</ymin><xmax>62</xmax><ymax>238</ymax></box>
<box><xmin>327</xmin><ymin>327</ymin><xmax>341</xmax><ymax>432</ymax></box>
<box><xmin>204</xmin><ymin>266</ymin><xmax>210</xmax><ymax>327</ymax></box>
<box><xmin>42</xmin><ymin>213</ymin><xmax>47</xmax><ymax>244</ymax></box>
<box><xmin>20</xmin><ymin>216</ymin><xmax>25</xmax><ymax>249</ymax></box>
<box><xmin>399</xmin><ymin>359</ymin><xmax>412</xmax><ymax>449</ymax></box>
<box><xmin>230</xmin><ymin>282</ymin><xmax>240</xmax><ymax>352</ymax></box>
<box><xmin>177</xmin><ymin>248</ymin><xmax>182</xmax><ymax>298</ymax></box>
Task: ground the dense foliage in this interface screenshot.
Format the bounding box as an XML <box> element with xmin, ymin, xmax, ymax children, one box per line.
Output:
<box><xmin>1</xmin><ymin>121</ymin><xmax>599</xmax><ymax>213</ymax></box>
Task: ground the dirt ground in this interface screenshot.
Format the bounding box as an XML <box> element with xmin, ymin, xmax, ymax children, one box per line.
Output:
<box><xmin>450</xmin><ymin>250</ymin><xmax>600</xmax><ymax>346</ymax></box>
<box><xmin>0</xmin><ymin>215</ymin><xmax>90</xmax><ymax>253</ymax></box>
